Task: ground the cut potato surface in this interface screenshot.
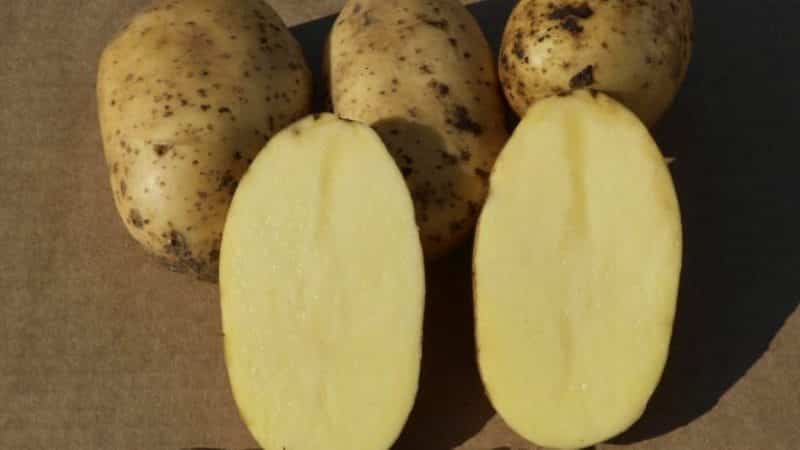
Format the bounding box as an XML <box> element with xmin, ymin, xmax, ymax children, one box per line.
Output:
<box><xmin>474</xmin><ymin>91</ymin><xmax>682</xmax><ymax>449</ymax></box>
<box><xmin>220</xmin><ymin>114</ymin><xmax>424</xmax><ymax>450</ymax></box>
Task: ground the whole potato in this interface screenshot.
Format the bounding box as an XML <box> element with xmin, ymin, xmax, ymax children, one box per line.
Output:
<box><xmin>97</xmin><ymin>0</ymin><xmax>312</xmax><ymax>280</ymax></box>
<box><xmin>327</xmin><ymin>0</ymin><xmax>509</xmax><ymax>258</ymax></box>
<box><xmin>499</xmin><ymin>0</ymin><xmax>693</xmax><ymax>127</ymax></box>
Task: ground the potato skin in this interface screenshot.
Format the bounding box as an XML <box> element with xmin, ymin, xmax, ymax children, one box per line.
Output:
<box><xmin>97</xmin><ymin>0</ymin><xmax>312</xmax><ymax>280</ymax></box>
<box><xmin>500</xmin><ymin>0</ymin><xmax>693</xmax><ymax>127</ymax></box>
<box><xmin>327</xmin><ymin>0</ymin><xmax>509</xmax><ymax>259</ymax></box>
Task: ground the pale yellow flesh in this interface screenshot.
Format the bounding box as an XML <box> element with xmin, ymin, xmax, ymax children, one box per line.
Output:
<box><xmin>474</xmin><ymin>91</ymin><xmax>682</xmax><ymax>449</ymax></box>
<box><xmin>220</xmin><ymin>114</ymin><xmax>424</xmax><ymax>450</ymax></box>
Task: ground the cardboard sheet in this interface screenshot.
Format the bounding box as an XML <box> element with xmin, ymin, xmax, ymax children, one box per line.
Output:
<box><xmin>2</xmin><ymin>1</ymin><xmax>798</xmax><ymax>449</ymax></box>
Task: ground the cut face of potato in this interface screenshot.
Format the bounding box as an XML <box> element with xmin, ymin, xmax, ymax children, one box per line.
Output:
<box><xmin>474</xmin><ymin>91</ymin><xmax>682</xmax><ymax>449</ymax></box>
<box><xmin>220</xmin><ymin>114</ymin><xmax>424</xmax><ymax>450</ymax></box>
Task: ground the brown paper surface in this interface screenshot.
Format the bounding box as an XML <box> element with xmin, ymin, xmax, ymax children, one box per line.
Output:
<box><xmin>2</xmin><ymin>1</ymin><xmax>798</xmax><ymax>449</ymax></box>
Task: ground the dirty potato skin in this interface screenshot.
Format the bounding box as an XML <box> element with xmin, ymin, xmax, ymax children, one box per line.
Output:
<box><xmin>327</xmin><ymin>0</ymin><xmax>509</xmax><ymax>258</ymax></box>
<box><xmin>97</xmin><ymin>0</ymin><xmax>312</xmax><ymax>280</ymax></box>
<box><xmin>500</xmin><ymin>0</ymin><xmax>693</xmax><ymax>127</ymax></box>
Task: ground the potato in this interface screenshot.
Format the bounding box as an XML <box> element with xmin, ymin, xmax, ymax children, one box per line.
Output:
<box><xmin>499</xmin><ymin>0</ymin><xmax>693</xmax><ymax>127</ymax></box>
<box><xmin>327</xmin><ymin>0</ymin><xmax>509</xmax><ymax>258</ymax></box>
<box><xmin>97</xmin><ymin>0</ymin><xmax>312</xmax><ymax>280</ymax></box>
<box><xmin>221</xmin><ymin>114</ymin><xmax>424</xmax><ymax>450</ymax></box>
<box><xmin>474</xmin><ymin>91</ymin><xmax>682</xmax><ymax>449</ymax></box>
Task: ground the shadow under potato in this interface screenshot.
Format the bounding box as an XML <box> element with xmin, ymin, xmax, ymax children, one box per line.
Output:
<box><xmin>371</xmin><ymin>119</ymin><xmax>493</xmax><ymax>448</ymax></box>
<box><xmin>612</xmin><ymin>0</ymin><xmax>800</xmax><ymax>442</ymax></box>
<box><xmin>393</xmin><ymin>243</ymin><xmax>495</xmax><ymax>450</ymax></box>
<box><xmin>372</xmin><ymin>117</ymin><xmax>480</xmax><ymax>253</ymax></box>
<box><xmin>253</xmin><ymin>0</ymin><xmax>800</xmax><ymax>447</ymax></box>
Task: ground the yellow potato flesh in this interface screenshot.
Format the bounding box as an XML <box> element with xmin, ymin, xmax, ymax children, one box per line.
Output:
<box><xmin>474</xmin><ymin>91</ymin><xmax>682</xmax><ymax>449</ymax></box>
<box><xmin>220</xmin><ymin>114</ymin><xmax>424</xmax><ymax>450</ymax></box>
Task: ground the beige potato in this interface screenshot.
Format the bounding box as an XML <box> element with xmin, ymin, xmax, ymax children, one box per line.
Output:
<box><xmin>97</xmin><ymin>0</ymin><xmax>312</xmax><ymax>280</ymax></box>
<box><xmin>327</xmin><ymin>0</ymin><xmax>509</xmax><ymax>258</ymax></box>
<box><xmin>474</xmin><ymin>91</ymin><xmax>682</xmax><ymax>449</ymax></box>
<box><xmin>499</xmin><ymin>0</ymin><xmax>693</xmax><ymax>127</ymax></box>
<box><xmin>221</xmin><ymin>114</ymin><xmax>424</xmax><ymax>450</ymax></box>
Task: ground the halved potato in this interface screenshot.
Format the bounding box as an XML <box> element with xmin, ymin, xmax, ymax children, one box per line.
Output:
<box><xmin>474</xmin><ymin>91</ymin><xmax>682</xmax><ymax>449</ymax></box>
<box><xmin>220</xmin><ymin>114</ymin><xmax>424</xmax><ymax>450</ymax></box>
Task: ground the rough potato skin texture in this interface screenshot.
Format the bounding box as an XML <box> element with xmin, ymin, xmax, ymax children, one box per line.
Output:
<box><xmin>97</xmin><ymin>0</ymin><xmax>312</xmax><ymax>281</ymax></box>
<box><xmin>327</xmin><ymin>0</ymin><xmax>509</xmax><ymax>259</ymax></box>
<box><xmin>499</xmin><ymin>0</ymin><xmax>693</xmax><ymax>127</ymax></box>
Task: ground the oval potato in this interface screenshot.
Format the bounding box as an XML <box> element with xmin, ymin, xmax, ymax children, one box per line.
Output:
<box><xmin>221</xmin><ymin>114</ymin><xmax>424</xmax><ymax>450</ymax></box>
<box><xmin>97</xmin><ymin>0</ymin><xmax>312</xmax><ymax>280</ymax></box>
<box><xmin>499</xmin><ymin>0</ymin><xmax>693</xmax><ymax>126</ymax></box>
<box><xmin>327</xmin><ymin>0</ymin><xmax>509</xmax><ymax>258</ymax></box>
<box><xmin>475</xmin><ymin>91</ymin><xmax>682</xmax><ymax>449</ymax></box>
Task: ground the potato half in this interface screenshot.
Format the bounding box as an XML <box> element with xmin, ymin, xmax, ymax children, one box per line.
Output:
<box><xmin>499</xmin><ymin>0</ymin><xmax>693</xmax><ymax>126</ymax></box>
<box><xmin>327</xmin><ymin>0</ymin><xmax>509</xmax><ymax>258</ymax></box>
<box><xmin>220</xmin><ymin>114</ymin><xmax>424</xmax><ymax>450</ymax></box>
<box><xmin>474</xmin><ymin>91</ymin><xmax>682</xmax><ymax>449</ymax></box>
<box><xmin>97</xmin><ymin>0</ymin><xmax>312</xmax><ymax>280</ymax></box>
